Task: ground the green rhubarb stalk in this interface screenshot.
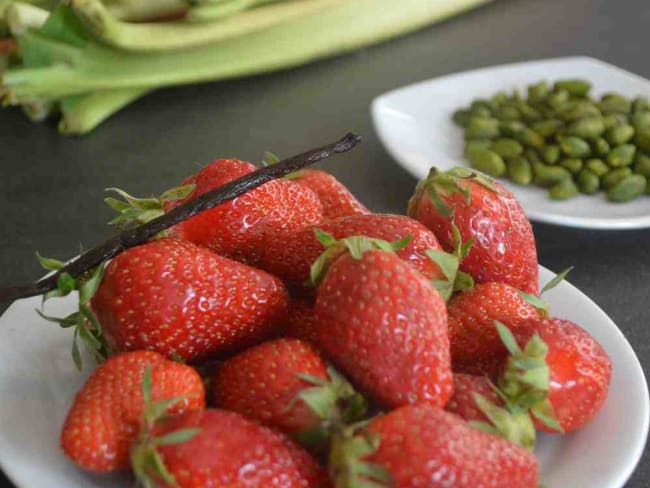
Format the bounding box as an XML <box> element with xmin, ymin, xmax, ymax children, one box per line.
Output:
<box><xmin>58</xmin><ymin>87</ymin><xmax>150</xmax><ymax>134</ymax></box>
<box><xmin>70</xmin><ymin>0</ymin><xmax>320</xmax><ymax>52</ymax></box>
<box><xmin>187</xmin><ymin>0</ymin><xmax>288</xmax><ymax>22</ymax></box>
<box><xmin>3</xmin><ymin>0</ymin><xmax>493</xmax><ymax>101</ymax></box>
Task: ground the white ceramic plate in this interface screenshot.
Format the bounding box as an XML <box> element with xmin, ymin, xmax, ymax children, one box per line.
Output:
<box><xmin>372</xmin><ymin>56</ymin><xmax>650</xmax><ymax>229</ymax></box>
<box><xmin>0</xmin><ymin>266</ymin><xmax>647</xmax><ymax>487</ymax></box>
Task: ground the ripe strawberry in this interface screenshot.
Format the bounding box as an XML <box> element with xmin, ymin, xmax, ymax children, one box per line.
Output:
<box><xmin>282</xmin><ymin>297</ymin><xmax>319</xmax><ymax>347</ymax></box>
<box><xmin>107</xmin><ymin>158</ymin><xmax>323</xmax><ymax>265</ymax></box>
<box><xmin>315</xmin><ymin>249</ymin><xmax>451</xmax><ymax>408</ymax></box>
<box><xmin>61</xmin><ymin>351</ymin><xmax>204</xmax><ymax>472</ymax></box>
<box><xmin>133</xmin><ymin>409</ymin><xmax>331</xmax><ymax>488</ymax></box>
<box><xmin>408</xmin><ymin>167</ymin><xmax>539</xmax><ymax>294</ymax></box>
<box><xmin>212</xmin><ymin>338</ymin><xmax>365</xmax><ymax>440</ymax></box>
<box><xmin>330</xmin><ymin>404</ymin><xmax>538</xmax><ymax>488</ymax></box>
<box><xmin>506</xmin><ymin>318</ymin><xmax>612</xmax><ymax>433</ymax></box>
<box><xmin>446</xmin><ymin>373</ymin><xmax>502</xmax><ymax>423</ymax></box>
<box><xmin>291</xmin><ymin>169</ymin><xmax>369</xmax><ymax>219</ymax></box>
<box><xmin>448</xmin><ymin>282</ymin><xmax>540</xmax><ymax>371</ymax></box>
<box><xmin>257</xmin><ymin>213</ymin><xmax>445</xmax><ymax>285</ymax></box>
<box><xmin>91</xmin><ymin>238</ymin><xmax>288</xmax><ymax>362</ymax></box>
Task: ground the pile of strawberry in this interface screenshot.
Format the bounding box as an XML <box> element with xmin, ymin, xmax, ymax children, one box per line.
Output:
<box><xmin>51</xmin><ymin>159</ymin><xmax>611</xmax><ymax>487</ymax></box>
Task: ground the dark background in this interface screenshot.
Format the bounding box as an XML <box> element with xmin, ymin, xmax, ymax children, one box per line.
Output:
<box><xmin>1</xmin><ymin>0</ymin><xmax>648</xmax><ymax>486</ymax></box>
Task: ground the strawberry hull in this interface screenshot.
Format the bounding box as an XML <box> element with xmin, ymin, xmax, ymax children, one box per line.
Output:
<box><xmin>91</xmin><ymin>238</ymin><xmax>288</xmax><ymax>362</ymax></box>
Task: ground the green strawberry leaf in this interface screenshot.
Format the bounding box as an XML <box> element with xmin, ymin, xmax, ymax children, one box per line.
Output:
<box><xmin>494</xmin><ymin>321</ymin><xmax>521</xmax><ymax>355</ymax></box>
<box><xmin>540</xmin><ymin>266</ymin><xmax>574</xmax><ymax>295</ymax></box>
<box><xmin>154</xmin><ymin>428</ymin><xmax>200</xmax><ymax>446</ymax></box>
<box><xmin>159</xmin><ymin>184</ymin><xmax>196</xmax><ymax>204</ymax></box>
<box><xmin>518</xmin><ymin>291</ymin><xmax>549</xmax><ymax>316</ymax></box>
<box><xmin>36</xmin><ymin>252</ymin><xmax>66</xmax><ymax>271</ymax></box>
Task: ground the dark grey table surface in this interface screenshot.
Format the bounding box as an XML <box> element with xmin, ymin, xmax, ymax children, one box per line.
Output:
<box><xmin>1</xmin><ymin>0</ymin><xmax>649</xmax><ymax>486</ymax></box>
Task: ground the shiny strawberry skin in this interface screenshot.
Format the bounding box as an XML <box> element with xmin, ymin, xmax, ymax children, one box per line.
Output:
<box><xmin>448</xmin><ymin>282</ymin><xmax>540</xmax><ymax>371</ymax></box>
<box><xmin>152</xmin><ymin>409</ymin><xmax>331</xmax><ymax>488</ymax></box>
<box><xmin>315</xmin><ymin>250</ymin><xmax>451</xmax><ymax>408</ymax></box>
<box><xmin>283</xmin><ymin>298</ymin><xmax>320</xmax><ymax>347</ymax></box>
<box><xmin>367</xmin><ymin>404</ymin><xmax>538</xmax><ymax>488</ymax></box>
<box><xmin>91</xmin><ymin>238</ymin><xmax>288</xmax><ymax>362</ymax></box>
<box><xmin>445</xmin><ymin>373</ymin><xmax>502</xmax><ymax>423</ymax></box>
<box><xmin>292</xmin><ymin>169</ymin><xmax>369</xmax><ymax>219</ymax></box>
<box><xmin>212</xmin><ymin>338</ymin><xmax>327</xmax><ymax>434</ymax></box>
<box><xmin>164</xmin><ymin>159</ymin><xmax>323</xmax><ymax>264</ymax></box>
<box><xmin>517</xmin><ymin>318</ymin><xmax>612</xmax><ymax>432</ymax></box>
<box><xmin>409</xmin><ymin>174</ymin><xmax>539</xmax><ymax>294</ymax></box>
<box><xmin>258</xmin><ymin>213</ymin><xmax>444</xmax><ymax>284</ymax></box>
<box><xmin>61</xmin><ymin>351</ymin><xmax>205</xmax><ymax>472</ymax></box>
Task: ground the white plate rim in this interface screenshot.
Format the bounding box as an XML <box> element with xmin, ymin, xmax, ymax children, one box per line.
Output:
<box><xmin>371</xmin><ymin>56</ymin><xmax>650</xmax><ymax>230</ymax></box>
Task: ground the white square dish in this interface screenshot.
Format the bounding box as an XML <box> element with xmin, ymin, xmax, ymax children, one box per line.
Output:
<box><xmin>372</xmin><ymin>56</ymin><xmax>650</xmax><ymax>229</ymax></box>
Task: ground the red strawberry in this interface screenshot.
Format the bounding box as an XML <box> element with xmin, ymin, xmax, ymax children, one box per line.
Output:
<box><xmin>258</xmin><ymin>214</ymin><xmax>445</xmax><ymax>285</ymax></box>
<box><xmin>61</xmin><ymin>351</ymin><xmax>204</xmax><ymax>472</ymax></box>
<box><xmin>133</xmin><ymin>409</ymin><xmax>331</xmax><ymax>488</ymax></box>
<box><xmin>212</xmin><ymin>338</ymin><xmax>365</xmax><ymax>439</ymax></box>
<box><xmin>453</xmin><ymin>354</ymin><xmax>506</xmax><ymax>381</ymax></box>
<box><xmin>408</xmin><ymin>167</ymin><xmax>539</xmax><ymax>294</ymax></box>
<box><xmin>108</xmin><ymin>158</ymin><xmax>323</xmax><ymax>265</ymax></box>
<box><xmin>315</xmin><ymin>249</ymin><xmax>451</xmax><ymax>408</ymax></box>
<box><xmin>448</xmin><ymin>282</ymin><xmax>540</xmax><ymax>371</ymax></box>
<box><xmin>283</xmin><ymin>297</ymin><xmax>319</xmax><ymax>347</ymax></box>
<box><xmin>291</xmin><ymin>169</ymin><xmax>369</xmax><ymax>219</ymax></box>
<box><xmin>505</xmin><ymin>318</ymin><xmax>612</xmax><ymax>433</ymax></box>
<box><xmin>330</xmin><ymin>404</ymin><xmax>538</xmax><ymax>488</ymax></box>
<box><xmin>91</xmin><ymin>238</ymin><xmax>288</xmax><ymax>362</ymax></box>
<box><xmin>446</xmin><ymin>373</ymin><xmax>502</xmax><ymax>423</ymax></box>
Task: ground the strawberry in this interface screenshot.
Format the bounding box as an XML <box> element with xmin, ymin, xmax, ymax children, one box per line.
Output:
<box><xmin>212</xmin><ymin>338</ymin><xmax>365</xmax><ymax>443</ymax></box>
<box><xmin>330</xmin><ymin>404</ymin><xmax>538</xmax><ymax>488</ymax></box>
<box><xmin>445</xmin><ymin>373</ymin><xmax>502</xmax><ymax>423</ymax></box>
<box><xmin>447</xmin><ymin>282</ymin><xmax>540</xmax><ymax>372</ymax></box>
<box><xmin>61</xmin><ymin>351</ymin><xmax>204</xmax><ymax>472</ymax></box>
<box><xmin>315</xmin><ymin>249</ymin><xmax>451</xmax><ymax>408</ymax></box>
<box><xmin>132</xmin><ymin>409</ymin><xmax>331</xmax><ymax>488</ymax></box>
<box><xmin>257</xmin><ymin>214</ymin><xmax>446</xmax><ymax>285</ymax></box>
<box><xmin>290</xmin><ymin>169</ymin><xmax>370</xmax><ymax>219</ymax></box>
<box><xmin>445</xmin><ymin>373</ymin><xmax>537</xmax><ymax>449</ymax></box>
<box><xmin>107</xmin><ymin>158</ymin><xmax>323</xmax><ymax>265</ymax></box>
<box><xmin>502</xmin><ymin>318</ymin><xmax>612</xmax><ymax>433</ymax></box>
<box><xmin>408</xmin><ymin>167</ymin><xmax>539</xmax><ymax>294</ymax></box>
<box><xmin>283</xmin><ymin>297</ymin><xmax>319</xmax><ymax>346</ymax></box>
<box><xmin>91</xmin><ymin>238</ymin><xmax>288</xmax><ymax>362</ymax></box>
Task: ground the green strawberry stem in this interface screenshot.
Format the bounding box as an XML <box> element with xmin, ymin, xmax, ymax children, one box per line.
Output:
<box><xmin>292</xmin><ymin>366</ymin><xmax>368</xmax><ymax>448</ymax></box>
<box><xmin>426</xmin><ymin>222</ymin><xmax>474</xmax><ymax>301</ymax></box>
<box><xmin>494</xmin><ymin>321</ymin><xmax>563</xmax><ymax>433</ymax></box>
<box><xmin>518</xmin><ymin>266</ymin><xmax>574</xmax><ymax>316</ymax></box>
<box><xmin>131</xmin><ymin>367</ymin><xmax>199</xmax><ymax>488</ymax></box>
<box><xmin>0</xmin><ymin>132</ymin><xmax>361</xmax><ymax>303</ymax></box>
<box><xmin>35</xmin><ymin>253</ymin><xmax>108</xmax><ymax>369</ymax></box>
<box><xmin>309</xmin><ymin>230</ymin><xmax>412</xmax><ymax>286</ymax></box>
<box><xmin>328</xmin><ymin>423</ymin><xmax>392</xmax><ymax>488</ymax></box>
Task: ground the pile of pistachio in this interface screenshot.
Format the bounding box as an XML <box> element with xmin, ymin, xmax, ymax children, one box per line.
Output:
<box><xmin>452</xmin><ymin>79</ymin><xmax>650</xmax><ymax>201</ymax></box>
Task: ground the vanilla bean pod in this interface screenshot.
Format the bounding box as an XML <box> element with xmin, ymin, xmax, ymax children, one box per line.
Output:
<box><xmin>0</xmin><ymin>132</ymin><xmax>361</xmax><ymax>302</ymax></box>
